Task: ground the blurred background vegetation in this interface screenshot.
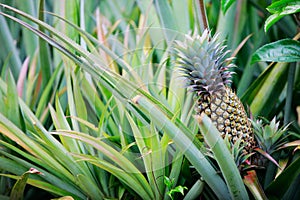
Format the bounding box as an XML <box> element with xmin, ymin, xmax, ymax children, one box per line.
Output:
<box><xmin>0</xmin><ymin>0</ymin><xmax>299</xmax><ymax>199</ymax></box>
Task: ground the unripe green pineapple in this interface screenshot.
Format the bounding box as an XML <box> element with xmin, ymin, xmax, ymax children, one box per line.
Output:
<box><xmin>174</xmin><ymin>30</ymin><xmax>256</xmax><ymax>154</ymax></box>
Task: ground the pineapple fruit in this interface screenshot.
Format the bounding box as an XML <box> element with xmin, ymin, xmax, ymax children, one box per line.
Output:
<box><xmin>174</xmin><ymin>30</ymin><xmax>256</xmax><ymax>155</ymax></box>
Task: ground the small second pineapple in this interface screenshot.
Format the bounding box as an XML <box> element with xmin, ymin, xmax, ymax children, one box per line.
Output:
<box><xmin>174</xmin><ymin>30</ymin><xmax>256</xmax><ymax>154</ymax></box>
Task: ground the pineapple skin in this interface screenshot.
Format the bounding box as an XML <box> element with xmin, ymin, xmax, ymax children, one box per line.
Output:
<box><xmin>174</xmin><ymin>30</ymin><xmax>256</xmax><ymax>154</ymax></box>
<box><xmin>195</xmin><ymin>87</ymin><xmax>255</xmax><ymax>153</ymax></box>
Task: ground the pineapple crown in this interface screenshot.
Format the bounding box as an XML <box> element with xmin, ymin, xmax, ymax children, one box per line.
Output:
<box><xmin>173</xmin><ymin>30</ymin><xmax>235</xmax><ymax>96</ymax></box>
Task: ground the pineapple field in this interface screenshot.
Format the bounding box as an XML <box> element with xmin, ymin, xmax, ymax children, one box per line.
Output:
<box><xmin>0</xmin><ymin>0</ymin><xmax>299</xmax><ymax>199</ymax></box>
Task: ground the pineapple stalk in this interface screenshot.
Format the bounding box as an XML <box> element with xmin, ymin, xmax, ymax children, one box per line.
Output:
<box><xmin>174</xmin><ymin>30</ymin><xmax>256</xmax><ymax>155</ymax></box>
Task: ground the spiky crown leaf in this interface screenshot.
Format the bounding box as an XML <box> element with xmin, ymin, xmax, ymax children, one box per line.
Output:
<box><xmin>174</xmin><ymin>30</ymin><xmax>235</xmax><ymax>96</ymax></box>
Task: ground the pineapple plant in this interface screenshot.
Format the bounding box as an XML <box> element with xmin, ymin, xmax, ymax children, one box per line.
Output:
<box><xmin>174</xmin><ymin>30</ymin><xmax>256</xmax><ymax>156</ymax></box>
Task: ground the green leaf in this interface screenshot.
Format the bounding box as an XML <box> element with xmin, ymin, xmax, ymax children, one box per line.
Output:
<box><xmin>53</xmin><ymin>130</ymin><xmax>155</xmax><ymax>199</ymax></box>
<box><xmin>264</xmin><ymin>12</ymin><xmax>281</xmax><ymax>33</ymax></box>
<box><xmin>10</xmin><ymin>173</ymin><xmax>29</xmax><ymax>200</ymax></box>
<box><xmin>183</xmin><ymin>180</ymin><xmax>204</xmax><ymax>200</ymax></box>
<box><xmin>249</xmin><ymin>62</ymin><xmax>288</xmax><ymax>117</ymax></box>
<box><xmin>38</xmin><ymin>0</ymin><xmax>52</xmax><ymax>88</ymax></box>
<box><xmin>6</xmin><ymin>70</ymin><xmax>21</xmax><ymax>128</ymax></box>
<box><xmin>267</xmin><ymin>0</ymin><xmax>299</xmax><ymax>14</ymax></box>
<box><xmin>15</xmin><ymin>0</ymin><xmax>38</xmax><ymax>58</ymax></box>
<box><xmin>0</xmin><ymin>15</ymin><xmax>21</xmax><ymax>79</ymax></box>
<box><xmin>76</xmin><ymin>174</ymin><xmax>104</xmax><ymax>199</ymax></box>
<box><xmin>264</xmin><ymin>1</ymin><xmax>300</xmax><ymax>32</ymax></box>
<box><xmin>35</xmin><ymin>64</ymin><xmax>62</xmax><ymax>121</ymax></box>
<box><xmin>134</xmin><ymin>96</ymin><xmax>230</xmax><ymax>199</ymax></box>
<box><xmin>196</xmin><ymin>114</ymin><xmax>249</xmax><ymax>200</ymax></box>
<box><xmin>74</xmin><ymin>154</ymin><xmax>154</xmax><ymax>199</ymax></box>
<box><xmin>251</xmin><ymin>39</ymin><xmax>300</xmax><ymax>64</ymax></box>
<box><xmin>221</xmin><ymin>0</ymin><xmax>236</xmax><ymax>14</ymax></box>
<box><xmin>10</xmin><ymin>168</ymin><xmax>43</xmax><ymax>200</ymax></box>
<box><xmin>154</xmin><ymin>0</ymin><xmax>178</xmax><ymax>43</ymax></box>
<box><xmin>240</xmin><ymin>62</ymin><xmax>286</xmax><ymax>117</ymax></box>
<box><xmin>266</xmin><ymin>155</ymin><xmax>300</xmax><ymax>199</ymax></box>
<box><xmin>1</xmin><ymin>173</ymin><xmax>82</xmax><ymax>199</ymax></box>
<box><xmin>164</xmin><ymin>176</ymin><xmax>173</xmax><ymax>189</ymax></box>
<box><xmin>172</xmin><ymin>185</ymin><xmax>187</xmax><ymax>195</ymax></box>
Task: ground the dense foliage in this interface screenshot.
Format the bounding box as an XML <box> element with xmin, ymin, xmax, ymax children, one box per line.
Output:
<box><xmin>0</xmin><ymin>0</ymin><xmax>299</xmax><ymax>199</ymax></box>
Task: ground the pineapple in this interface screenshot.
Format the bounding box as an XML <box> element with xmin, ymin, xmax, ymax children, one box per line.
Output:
<box><xmin>174</xmin><ymin>30</ymin><xmax>256</xmax><ymax>154</ymax></box>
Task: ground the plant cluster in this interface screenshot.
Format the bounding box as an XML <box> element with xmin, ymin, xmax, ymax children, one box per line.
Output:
<box><xmin>0</xmin><ymin>0</ymin><xmax>299</xmax><ymax>199</ymax></box>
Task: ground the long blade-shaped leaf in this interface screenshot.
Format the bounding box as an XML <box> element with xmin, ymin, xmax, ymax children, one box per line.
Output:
<box><xmin>0</xmin><ymin>15</ymin><xmax>21</xmax><ymax>78</ymax></box>
<box><xmin>52</xmin><ymin>130</ymin><xmax>155</xmax><ymax>199</ymax></box>
<box><xmin>243</xmin><ymin>170</ymin><xmax>267</xmax><ymax>200</ymax></box>
<box><xmin>133</xmin><ymin>95</ymin><xmax>230</xmax><ymax>199</ymax></box>
<box><xmin>0</xmin><ymin>174</ymin><xmax>82</xmax><ymax>199</ymax></box>
<box><xmin>266</xmin><ymin>156</ymin><xmax>300</xmax><ymax>199</ymax></box>
<box><xmin>196</xmin><ymin>113</ymin><xmax>249</xmax><ymax>200</ymax></box>
<box><xmin>10</xmin><ymin>168</ymin><xmax>42</xmax><ymax>200</ymax></box>
<box><xmin>154</xmin><ymin>0</ymin><xmax>178</xmax><ymax>43</ymax></box>
<box><xmin>248</xmin><ymin>62</ymin><xmax>288</xmax><ymax>117</ymax></box>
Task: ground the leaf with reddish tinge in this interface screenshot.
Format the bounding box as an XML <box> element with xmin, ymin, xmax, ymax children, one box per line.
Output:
<box><xmin>278</xmin><ymin>140</ymin><xmax>300</xmax><ymax>153</ymax></box>
<box><xmin>17</xmin><ymin>57</ymin><xmax>29</xmax><ymax>97</ymax></box>
<box><xmin>243</xmin><ymin>170</ymin><xmax>268</xmax><ymax>200</ymax></box>
<box><xmin>254</xmin><ymin>148</ymin><xmax>281</xmax><ymax>169</ymax></box>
